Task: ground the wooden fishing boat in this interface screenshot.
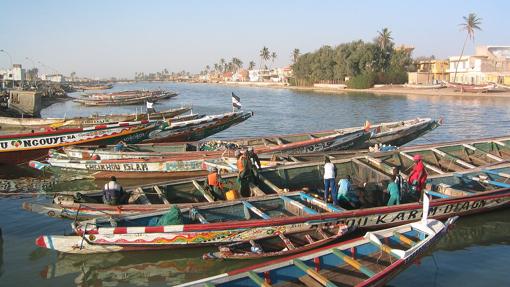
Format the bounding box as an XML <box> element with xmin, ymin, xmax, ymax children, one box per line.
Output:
<box><xmin>33</xmin><ymin>159</ymin><xmax>509</xmax><ymax>254</ymax></box>
<box><xmin>23</xmin><ymin>135</ymin><xmax>510</xmax><ymax>220</ymax></box>
<box><xmin>51</xmin><ymin>117</ymin><xmax>438</xmax><ymax>161</ymax></box>
<box><xmin>144</xmin><ymin>111</ymin><xmax>253</xmax><ymax>143</ymax></box>
<box><xmin>0</xmin><ymin>106</ymin><xmax>192</xmax><ymax>130</ymax></box>
<box><xmin>0</xmin><ymin>120</ymin><xmax>161</xmax><ymax>165</ymax></box>
<box><xmin>179</xmin><ymin>216</ymin><xmax>458</xmax><ymax>287</ymax></box>
<box><xmin>74</xmin><ymin>90</ymin><xmax>177</xmax><ymax>106</ymax></box>
<box><xmin>73</xmin><ymin>83</ymin><xmax>113</xmax><ymax>91</ymax></box>
<box><xmin>404</xmin><ymin>83</ymin><xmax>446</xmax><ymax>89</ymax></box>
<box><xmin>34</xmin><ymin>152</ymin><xmax>241</xmax><ymax>179</ymax></box>
<box><xmin>448</xmin><ymin>82</ymin><xmax>496</xmax><ymax>93</ymax></box>
<box><xmin>203</xmin><ymin>223</ymin><xmax>351</xmax><ymax>260</ymax></box>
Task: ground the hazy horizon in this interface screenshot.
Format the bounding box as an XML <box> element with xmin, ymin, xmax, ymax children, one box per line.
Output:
<box><xmin>1</xmin><ymin>0</ymin><xmax>508</xmax><ymax>78</ymax></box>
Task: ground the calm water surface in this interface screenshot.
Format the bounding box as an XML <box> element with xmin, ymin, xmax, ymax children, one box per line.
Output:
<box><xmin>1</xmin><ymin>82</ymin><xmax>509</xmax><ymax>286</ymax></box>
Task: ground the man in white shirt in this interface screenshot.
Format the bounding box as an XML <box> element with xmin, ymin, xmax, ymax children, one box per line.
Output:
<box><xmin>103</xmin><ymin>176</ymin><xmax>128</xmax><ymax>205</ymax></box>
<box><xmin>323</xmin><ymin>157</ymin><xmax>338</xmax><ymax>205</ymax></box>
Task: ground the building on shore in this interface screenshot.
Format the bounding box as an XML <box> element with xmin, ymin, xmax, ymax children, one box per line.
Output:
<box><xmin>408</xmin><ymin>60</ymin><xmax>450</xmax><ymax>85</ymax></box>
<box><xmin>0</xmin><ymin>64</ymin><xmax>26</xmax><ymax>88</ymax></box>
<box><xmin>448</xmin><ymin>46</ymin><xmax>510</xmax><ymax>85</ymax></box>
<box><xmin>40</xmin><ymin>74</ymin><xmax>64</xmax><ymax>83</ymax></box>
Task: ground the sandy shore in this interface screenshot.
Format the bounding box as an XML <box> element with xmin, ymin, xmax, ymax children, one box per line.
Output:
<box><xmin>211</xmin><ymin>81</ymin><xmax>510</xmax><ymax>98</ymax></box>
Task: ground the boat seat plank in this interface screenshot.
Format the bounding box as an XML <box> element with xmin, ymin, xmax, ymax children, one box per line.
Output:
<box><xmin>424</xmin><ymin>190</ymin><xmax>451</xmax><ymax>199</ymax></box>
<box><xmin>293</xmin><ymin>259</ymin><xmax>338</xmax><ymax>287</ymax></box>
<box><xmin>482</xmin><ymin>169</ymin><xmax>510</xmax><ymax>180</ymax></box>
<box><xmin>242</xmin><ymin>201</ymin><xmax>271</xmax><ymax>220</ymax></box>
<box><xmin>280</xmin><ymin>195</ymin><xmax>318</xmax><ymax>215</ymax></box>
<box><xmin>462</xmin><ymin>144</ymin><xmax>504</xmax><ymax>162</ymax></box>
<box><xmin>298</xmin><ymin>275</ymin><xmax>323</xmax><ymax>287</ymax></box>
<box><xmin>331</xmin><ymin>249</ymin><xmax>376</xmax><ymax>278</ymax></box>
<box><xmin>365</xmin><ymin>233</ymin><xmax>405</xmax><ymax>259</ymax></box>
<box><xmin>305</xmin><ymin>234</ymin><xmax>315</xmax><ymax>244</ymax></box>
<box><xmin>191</xmin><ymin>180</ymin><xmax>214</xmax><ymax>202</ymax></box>
<box><xmin>247</xmin><ymin>271</ymin><xmax>272</xmax><ymax>286</ymax></box>
<box><xmin>430</xmin><ymin>148</ymin><xmax>476</xmax><ymax>169</ymax></box>
<box><xmin>258</xmin><ymin>174</ymin><xmax>285</xmax><ymax>194</ymax></box>
<box><xmin>454</xmin><ymin>174</ymin><xmax>510</xmax><ymax>189</ymax></box>
<box><xmin>298</xmin><ymin>192</ymin><xmax>344</xmax><ymax>212</ymax></box>
<box><xmin>278</xmin><ymin>233</ymin><xmax>296</xmax><ymax>250</ymax></box>
<box><xmin>392</xmin><ymin>231</ymin><xmax>417</xmax><ymax>247</ymax></box>
<box><xmin>153</xmin><ymin>186</ymin><xmax>170</xmax><ymax>205</ymax></box>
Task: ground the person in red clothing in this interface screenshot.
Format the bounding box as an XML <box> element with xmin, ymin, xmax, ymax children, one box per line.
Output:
<box><xmin>407</xmin><ymin>154</ymin><xmax>428</xmax><ymax>199</ymax></box>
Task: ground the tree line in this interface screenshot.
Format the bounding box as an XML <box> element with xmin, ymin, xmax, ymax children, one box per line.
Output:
<box><xmin>291</xmin><ymin>28</ymin><xmax>414</xmax><ymax>88</ymax></box>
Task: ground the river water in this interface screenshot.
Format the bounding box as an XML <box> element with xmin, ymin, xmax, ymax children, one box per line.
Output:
<box><xmin>1</xmin><ymin>82</ymin><xmax>509</xmax><ymax>286</ymax></box>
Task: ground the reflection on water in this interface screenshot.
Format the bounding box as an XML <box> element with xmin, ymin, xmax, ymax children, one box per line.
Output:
<box><xmin>0</xmin><ymin>228</ymin><xmax>3</xmax><ymax>278</ymax></box>
<box><xmin>2</xmin><ymin>83</ymin><xmax>510</xmax><ymax>286</ymax></box>
<box><xmin>41</xmin><ymin>249</ymin><xmax>250</xmax><ymax>286</ymax></box>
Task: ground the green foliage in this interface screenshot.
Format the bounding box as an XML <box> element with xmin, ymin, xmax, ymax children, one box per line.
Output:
<box><xmin>347</xmin><ymin>72</ymin><xmax>376</xmax><ymax>89</ymax></box>
<box><xmin>292</xmin><ymin>28</ymin><xmax>414</xmax><ymax>86</ymax></box>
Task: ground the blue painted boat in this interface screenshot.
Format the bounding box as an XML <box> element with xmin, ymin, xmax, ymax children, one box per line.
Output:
<box><xmin>179</xmin><ymin>216</ymin><xmax>458</xmax><ymax>287</ymax></box>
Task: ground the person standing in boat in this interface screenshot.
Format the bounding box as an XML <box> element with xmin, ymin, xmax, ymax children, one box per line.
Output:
<box><xmin>247</xmin><ymin>146</ymin><xmax>261</xmax><ymax>183</ymax></box>
<box><xmin>386</xmin><ymin>174</ymin><xmax>401</xmax><ymax>206</ymax></box>
<box><xmin>408</xmin><ymin>154</ymin><xmax>428</xmax><ymax>199</ymax></box>
<box><xmin>323</xmin><ymin>157</ymin><xmax>337</xmax><ymax>204</ymax></box>
<box><xmin>103</xmin><ymin>176</ymin><xmax>129</xmax><ymax>205</ymax></box>
<box><xmin>206</xmin><ymin>167</ymin><xmax>225</xmax><ymax>200</ymax></box>
<box><xmin>146</xmin><ymin>101</ymin><xmax>155</xmax><ymax>114</ymax></box>
<box><xmin>236</xmin><ymin>150</ymin><xmax>252</xmax><ymax>197</ymax></box>
<box><xmin>393</xmin><ymin>167</ymin><xmax>405</xmax><ymax>200</ymax></box>
<box><xmin>337</xmin><ymin>175</ymin><xmax>359</xmax><ymax>208</ymax></box>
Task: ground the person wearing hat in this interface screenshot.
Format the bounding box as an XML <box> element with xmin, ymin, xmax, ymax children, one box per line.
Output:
<box><xmin>236</xmin><ymin>149</ymin><xmax>253</xmax><ymax>197</ymax></box>
<box><xmin>206</xmin><ymin>167</ymin><xmax>225</xmax><ymax>200</ymax></box>
<box><xmin>103</xmin><ymin>176</ymin><xmax>129</xmax><ymax>205</ymax></box>
<box><xmin>407</xmin><ymin>154</ymin><xmax>428</xmax><ymax>199</ymax></box>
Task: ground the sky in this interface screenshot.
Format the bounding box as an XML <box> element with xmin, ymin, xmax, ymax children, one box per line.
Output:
<box><xmin>1</xmin><ymin>0</ymin><xmax>508</xmax><ymax>78</ymax></box>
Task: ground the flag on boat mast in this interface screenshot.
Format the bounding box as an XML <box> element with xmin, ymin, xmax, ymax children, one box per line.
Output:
<box><xmin>232</xmin><ymin>92</ymin><xmax>242</xmax><ymax>111</ymax></box>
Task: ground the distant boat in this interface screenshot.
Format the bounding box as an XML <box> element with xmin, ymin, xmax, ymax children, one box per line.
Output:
<box><xmin>0</xmin><ymin>120</ymin><xmax>159</xmax><ymax>165</ymax></box>
<box><xmin>404</xmin><ymin>83</ymin><xmax>446</xmax><ymax>89</ymax></box>
<box><xmin>447</xmin><ymin>82</ymin><xmax>496</xmax><ymax>93</ymax></box>
<box><xmin>74</xmin><ymin>90</ymin><xmax>177</xmax><ymax>106</ymax></box>
<box><xmin>0</xmin><ymin>106</ymin><xmax>192</xmax><ymax>130</ymax></box>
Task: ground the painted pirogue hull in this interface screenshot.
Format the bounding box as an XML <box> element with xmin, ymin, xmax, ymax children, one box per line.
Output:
<box><xmin>362</xmin><ymin>118</ymin><xmax>441</xmax><ymax>148</ymax></box>
<box><xmin>144</xmin><ymin>111</ymin><xmax>253</xmax><ymax>143</ymax></box>
<box><xmin>34</xmin><ymin>192</ymin><xmax>509</xmax><ymax>253</ymax></box>
<box><xmin>449</xmin><ymin>83</ymin><xmax>496</xmax><ymax>93</ymax></box>
<box><xmin>75</xmin><ymin>91</ymin><xmax>177</xmax><ymax>106</ymax></box>
<box><xmin>0</xmin><ymin>121</ymin><xmax>159</xmax><ymax>165</ymax></box>
<box><xmin>179</xmin><ymin>218</ymin><xmax>455</xmax><ymax>287</ymax></box>
<box><xmin>55</xmin><ymin>118</ymin><xmax>437</xmax><ymax>161</ymax></box>
<box><xmin>0</xmin><ymin>106</ymin><xmax>191</xmax><ymax>130</ymax></box>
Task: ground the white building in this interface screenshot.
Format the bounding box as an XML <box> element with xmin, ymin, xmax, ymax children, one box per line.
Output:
<box><xmin>0</xmin><ymin>64</ymin><xmax>26</xmax><ymax>82</ymax></box>
<box><xmin>41</xmin><ymin>74</ymin><xmax>64</xmax><ymax>83</ymax></box>
<box><xmin>448</xmin><ymin>46</ymin><xmax>510</xmax><ymax>85</ymax></box>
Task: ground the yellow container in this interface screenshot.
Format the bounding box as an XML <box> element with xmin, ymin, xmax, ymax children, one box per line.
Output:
<box><xmin>225</xmin><ymin>189</ymin><xmax>239</xmax><ymax>201</ymax></box>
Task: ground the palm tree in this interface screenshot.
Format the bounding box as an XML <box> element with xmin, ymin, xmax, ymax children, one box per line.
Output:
<box><xmin>453</xmin><ymin>13</ymin><xmax>482</xmax><ymax>83</ymax></box>
<box><xmin>260</xmin><ymin>46</ymin><xmax>270</xmax><ymax>70</ymax></box>
<box><xmin>271</xmin><ymin>52</ymin><xmax>277</xmax><ymax>68</ymax></box>
<box><xmin>248</xmin><ymin>61</ymin><xmax>256</xmax><ymax>70</ymax></box>
<box><xmin>219</xmin><ymin>58</ymin><xmax>226</xmax><ymax>73</ymax></box>
<box><xmin>376</xmin><ymin>27</ymin><xmax>393</xmax><ymax>50</ymax></box>
<box><xmin>292</xmin><ymin>48</ymin><xmax>300</xmax><ymax>64</ymax></box>
<box><xmin>231</xmin><ymin>57</ymin><xmax>243</xmax><ymax>71</ymax></box>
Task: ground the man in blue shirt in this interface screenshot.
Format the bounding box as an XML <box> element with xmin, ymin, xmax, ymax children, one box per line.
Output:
<box><xmin>337</xmin><ymin>175</ymin><xmax>359</xmax><ymax>208</ymax></box>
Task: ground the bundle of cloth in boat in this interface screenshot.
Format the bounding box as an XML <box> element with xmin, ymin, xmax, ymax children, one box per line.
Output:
<box><xmin>148</xmin><ymin>205</ymin><xmax>184</xmax><ymax>226</ymax></box>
